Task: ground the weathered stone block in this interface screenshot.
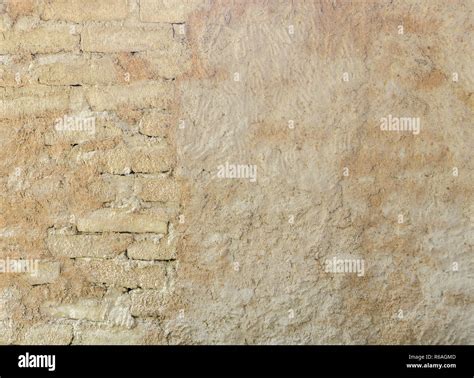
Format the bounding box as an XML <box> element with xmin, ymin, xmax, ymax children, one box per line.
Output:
<box><xmin>88</xmin><ymin>175</ymin><xmax>135</xmax><ymax>203</ymax></box>
<box><xmin>21</xmin><ymin>323</ymin><xmax>73</xmax><ymax>345</ymax></box>
<box><xmin>137</xmin><ymin>177</ymin><xmax>180</xmax><ymax>202</ymax></box>
<box><xmin>0</xmin><ymin>87</ymin><xmax>70</xmax><ymax>119</ymax></box>
<box><xmin>130</xmin><ymin>289</ymin><xmax>171</xmax><ymax>317</ymax></box>
<box><xmin>140</xmin><ymin>0</ymin><xmax>207</xmax><ymax>23</ymax></box>
<box><xmin>43</xmin><ymin>117</ymin><xmax>122</xmax><ymax>146</ymax></box>
<box><xmin>127</xmin><ymin>239</ymin><xmax>176</xmax><ymax>260</ymax></box>
<box><xmin>75</xmin><ymin>258</ymin><xmax>167</xmax><ymax>289</ymax></box>
<box><xmin>26</xmin><ymin>261</ymin><xmax>60</xmax><ymax>285</ymax></box>
<box><xmin>81</xmin><ymin>25</ymin><xmax>172</xmax><ymax>53</ymax></box>
<box><xmin>77</xmin><ymin>209</ymin><xmax>168</xmax><ymax>234</ymax></box>
<box><xmin>0</xmin><ymin>28</ymin><xmax>79</xmax><ymax>54</ymax></box>
<box><xmin>41</xmin><ymin>0</ymin><xmax>129</xmax><ymax>22</ymax></box>
<box><xmin>46</xmin><ymin>233</ymin><xmax>133</xmax><ymax>258</ymax></box>
<box><xmin>99</xmin><ymin>146</ymin><xmax>174</xmax><ymax>174</ymax></box>
<box><xmin>85</xmin><ymin>81</ymin><xmax>174</xmax><ymax>111</ymax></box>
<box><xmin>139</xmin><ymin>110</ymin><xmax>173</xmax><ymax>138</ymax></box>
<box><xmin>36</xmin><ymin>56</ymin><xmax>118</xmax><ymax>86</ymax></box>
<box><xmin>73</xmin><ymin>324</ymin><xmax>148</xmax><ymax>345</ymax></box>
<box><xmin>41</xmin><ymin>299</ymin><xmax>108</xmax><ymax>321</ymax></box>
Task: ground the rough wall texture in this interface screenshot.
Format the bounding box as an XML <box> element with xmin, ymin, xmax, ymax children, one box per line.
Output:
<box><xmin>0</xmin><ymin>0</ymin><xmax>473</xmax><ymax>344</ymax></box>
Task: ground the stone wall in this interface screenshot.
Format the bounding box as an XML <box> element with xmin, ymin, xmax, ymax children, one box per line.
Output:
<box><xmin>0</xmin><ymin>0</ymin><xmax>472</xmax><ymax>344</ymax></box>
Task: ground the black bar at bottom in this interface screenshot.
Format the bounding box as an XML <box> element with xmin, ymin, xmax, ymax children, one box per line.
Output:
<box><xmin>0</xmin><ymin>345</ymin><xmax>472</xmax><ymax>377</ymax></box>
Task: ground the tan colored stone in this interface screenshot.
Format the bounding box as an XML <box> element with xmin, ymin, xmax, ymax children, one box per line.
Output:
<box><xmin>46</xmin><ymin>233</ymin><xmax>133</xmax><ymax>258</ymax></box>
<box><xmin>41</xmin><ymin>0</ymin><xmax>128</xmax><ymax>22</ymax></box>
<box><xmin>43</xmin><ymin>118</ymin><xmax>122</xmax><ymax>146</ymax></box>
<box><xmin>21</xmin><ymin>323</ymin><xmax>73</xmax><ymax>345</ymax></box>
<box><xmin>140</xmin><ymin>0</ymin><xmax>207</xmax><ymax>23</ymax></box>
<box><xmin>0</xmin><ymin>321</ymin><xmax>15</xmax><ymax>344</ymax></box>
<box><xmin>130</xmin><ymin>289</ymin><xmax>171</xmax><ymax>317</ymax></box>
<box><xmin>26</xmin><ymin>261</ymin><xmax>60</xmax><ymax>285</ymax></box>
<box><xmin>139</xmin><ymin>110</ymin><xmax>173</xmax><ymax>137</ymax></box>
<box><xmin>85</xmin><ymin>81</ymin><xmax>174</xmax><ymax>111</ymax></box>
<box><xmin>73</xmin><ymin>323</ymin><xmax>150</xmax><ymax>345</ymax></box>
<box><xmin>0</xmin><ymin>28</ymin><xmax>79</xmax><ymax>54</ymax></box>
<box><xmin>88</xmin><ymin>175</ymin><xmax>135</xmax><ymax>203</ymax></box>
<box><xmin>81</xmin><ymin>25</ymin><xmax>172</xmax><ymax>53</ymax></box>
<box><xmin>127</xmin><ymin>239</ymin><xmax>176</xmax><ymax>260</ymax></box>
<box><xmin>75</xmin><ymin>258</ymin><xmax>167</xmax><ymax>289</ymax></box>
<box><xmin>99</xmin><ymin>146</ymin><xmax>174</xmax><ymax>174</ymax></box>
<box><xmin>36</xmin><ymin>56</ymin><xmax>118</xmax><ymax>86</ymax></box>
<box><xmin>77</xmin><ymin>209</ymin><xmax>168</xmax><ymax>234</ymax></box>
<box><xmin>0</xmin><ymin>87</ymin><xmax>70</xmax><ymax>119</ymax></box>
<box><xmin>137</xmin><ymin>177</ymin><xmax>180</xmax><ymax>202</ymax></box>
<box><xmin>41</xmin><ymin>299</ymin><xmax>108</xmax><ymax>321</ymax></box>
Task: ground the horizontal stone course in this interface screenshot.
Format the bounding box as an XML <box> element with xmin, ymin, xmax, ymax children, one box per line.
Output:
<box><xmin>41</xmin><ymin>0</ymin><xmax>129</xmax><ymax>22</ymax></box>
<box><xmin>99</xmin><ymin>146</ymin><xmax>175</xmax><ymax>174</ymax></box>
<box><xmin>81</xmin><ymin>25</ymin><xmax>173</xmax><ymax>53</ymax></box>
<box><xmin>43</xmin><ymin>118</ymin><xmax>122</xmax><ymax>146</ymax></box>
<box><xmin>76</xmin><ymin>209</ymin><xmax>168</xmax><ymax>234</ymax></box>
<box><xmin>139</xmin><ymin>110</ymin><xmax>173</xmax><ymax>137</ymax></box>
<box><xmin>36</xmin><ymin>56</ymin><xmax>118</xmax><ymax>86</ymax></box>
<box><xmin>130</xmin><ymin>289</ymin><xmax>171</xmax><ymax>317</ymax></box>
<box><xmin>85</xmin><ymin>81</ymin><xmax>174</xmax><ymax>111</ymax></box>
<box><xmin>0</xmin><ymin>28</ymin><xmax>79</xmax><ymax>54</ymax></box>
<box><xmin>41</xmin><ymin>299</ymin><xmax>108</xmax><ymax>321</ymax></box>
<box><xmin>140</xmin><ymin>0</ymin><xmax>207</xmax><ymax>23</ymax></box>
<box><xmin>0</xmin><ymin>87</ymin><xmax>71</xmax><ymax>119</ymax></box>
<box><xmin>46</xmin><ymin>233</ymin><xmax>133</xmax><ymax>258</ymax></box>
<box><xmin>21</xmin><ymin>323</ymin><xmax>73</xmax><ymax>345</ymax></box>
<box><xmin>26</xmin><ymin>261</ymin><xmax>61</xmax><ymax>285</ymax></box>
<box><xmin>127</xmin><ymin>239</ymin><xmax>176</xmax><ymax>260</ymax></box>
<box><xmin>136</xmin><ymin>176</ymin><xmax>180</xmax><ymax>202</ymax></box>
<box><xmin>74</xmin><ymin>258</ymin><xmax>167</xmax><ymax>289</ymax></box>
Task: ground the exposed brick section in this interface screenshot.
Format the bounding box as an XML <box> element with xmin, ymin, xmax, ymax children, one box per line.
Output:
<box><xmin>76</xmin><ymin>209</ymin><xmax>168</xmax><ymax>234</ymax></box>
<box><xmin>2</xmin><ymin>0</ymin><xmax>186</xmax><ymax>345</ymax></box>
<box><xmin>41</xmin><ymin>0</ymin><xmax>129</xmax><ymax>22</ymax></box>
